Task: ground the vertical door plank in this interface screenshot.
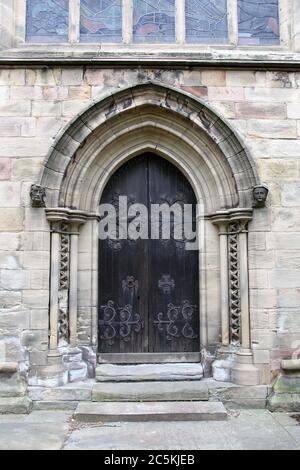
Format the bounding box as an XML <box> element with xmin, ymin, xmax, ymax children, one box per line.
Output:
<box><xmin>148</xmin><ymin>154</ymin><xmax>199</xmax><ymax>353</ymax></box>
<box><xmin>98</xmin><ymin>156</ymin><xmax>148</xmax><ymax>353</ymax></box>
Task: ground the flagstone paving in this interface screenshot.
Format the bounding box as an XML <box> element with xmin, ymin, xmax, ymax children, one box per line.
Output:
<box><xmin>0</xmin><ymin>410</ymin><xmax>299</xmax><ymax>450</ymax></box>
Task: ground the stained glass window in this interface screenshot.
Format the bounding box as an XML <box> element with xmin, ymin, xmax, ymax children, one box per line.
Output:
<box><xmin>185</xmin><ymin>0</ymin><xmax>228</xmax><ymax>43</ymax></box>
<box><xmin>238</xmin><ymin>0</ymin><xmax>280</xmax><ymax>45</ymax></box>
<box><xmin>133</xmin><ymin>0</ymin><xmax>175</xmax><ymax>43</ymax></box>
<box><xmin>80</xmin><ymin>0</ymin><xmax>122</xmax><ymax>42</ymax></box>
<box><xmin>26</xmin><ymin>0</ymin><xmax>69</xmax><ymax>42</ymax></box>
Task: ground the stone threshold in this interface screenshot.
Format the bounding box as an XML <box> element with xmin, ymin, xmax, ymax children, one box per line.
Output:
<box><xmin>95</xmin><ymin>363</ymin><xmax>204</xmax><ymax>382</ymax></box>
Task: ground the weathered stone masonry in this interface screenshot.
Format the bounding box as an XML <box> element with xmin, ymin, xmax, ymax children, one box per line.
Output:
<box><xmin>0</xmin><ymin>25</ymin><xmax>300</xmax><ymax>412</ymax></box>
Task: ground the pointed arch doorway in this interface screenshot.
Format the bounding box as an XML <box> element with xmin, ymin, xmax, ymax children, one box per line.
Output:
<box><xmin>98</xmin><ymin>153</ymin><xmax>200</xmax><ymax>361</ymax></box>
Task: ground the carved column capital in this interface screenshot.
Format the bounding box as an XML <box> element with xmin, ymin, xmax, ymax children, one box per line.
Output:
<box><xmin>209</xmin><ymin>208</ymin><xmax>253</xmax><ymax>230</ymax></box>
<box><xmin>45</xmin><ymin>208</ymin><xmax>69</xmax><ymax>224</ymax></box>
<box><xmin>210</xmin><ymin>211</ymin><xmax>230</xmax><ymax>233</ymax></box>
<box><xmin>45</xmin><ymin>207</ymin><xmax>90</xmax><ymax>226</ymax></box>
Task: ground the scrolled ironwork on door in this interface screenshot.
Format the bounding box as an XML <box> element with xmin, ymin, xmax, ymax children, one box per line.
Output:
<box><xmin>99</xmin><ymin>300</ymin><xmax>144</xmax><ymax>346</ymax></box>
<box><xmin>154</xmin><ymin>300</ymin><xmax>198</xmax><ymax>341</ymax></box>
<box><xmin>158</xmin><ymin>275</ymin><xmax>175</xmax><ymax>295</ymax></box>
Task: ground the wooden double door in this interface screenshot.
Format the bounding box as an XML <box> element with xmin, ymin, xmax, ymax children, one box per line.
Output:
<box><xmin>98</xmin><ymin>154</ymin><xmax>199</xmax><ymax>356</ymax></box>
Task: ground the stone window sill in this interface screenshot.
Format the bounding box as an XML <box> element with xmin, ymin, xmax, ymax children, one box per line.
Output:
<box><xmin>0</xmin><ymin>46</ymin><xmax>299</xmax><ymax>68</ymax></box>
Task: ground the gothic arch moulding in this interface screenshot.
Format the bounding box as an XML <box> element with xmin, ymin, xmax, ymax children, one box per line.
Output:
<box><xmin>38</xmin><ymin>83</ymin><xmax>262</xmax><ymax>382</ymax></box>
<box><xmin>40</xmin><ymin>82</ymin><xmax>259</xmax><ymax>214</ymax></box>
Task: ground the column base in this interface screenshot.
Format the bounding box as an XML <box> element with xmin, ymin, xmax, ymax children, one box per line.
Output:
<box><xmin>28</xmin><ymin>351</ymin><xmax>68</xmax><ymax>388</ymax></box>
<box><xmin>267</xmin><ymin>360</ymin><xmax>300</xmax><ymax>412</ymax></box>
<box><xmin>231</xmin><ymin>349</ymin><xmax>260</xmax><ymax>386</ymax></box>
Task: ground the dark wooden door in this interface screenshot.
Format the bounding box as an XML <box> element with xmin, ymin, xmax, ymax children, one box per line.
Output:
<box><xmin>98</xmin><ymin>154</ymin><xmax>199</xmax><ymax>355</ymax></box>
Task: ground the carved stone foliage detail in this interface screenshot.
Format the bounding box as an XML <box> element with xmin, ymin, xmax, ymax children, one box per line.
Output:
<box><xmin>154</xmin><ymin>300</ymin><xmax>198</xmax><ymax>341</ymax></box>
<box><xmin>58</xmin><ymin>223</ymin><xmax>70</xmax><ymax>341</ymax></box>
<box><xmin>99</xmin><ymin>300</ymin><xmax>144</xmax><ymax>346</ymax></box>
<box><xmin>30</xmin><ymin>184</ymin><xmax>46</xmax><ymax>208</ymax></box>
<box><xmin>228</xmin><ymin>223</ymin><xmax>241</xmax><ymax>345</ymax></box>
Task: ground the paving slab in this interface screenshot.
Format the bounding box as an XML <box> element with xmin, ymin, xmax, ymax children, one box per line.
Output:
<box><xmin>0</xmin><ymin>411</ymin><xmax>71</xmax><ymax>450</ymax></box>
<box><xmin>0</xmin><ymin>409</ymin><xmax>298</xmax><ymax>450</ymax></box>
<box><xmin>74</xmin><ymin>401</ymin><xmax>227</xmax><ymax>422</ymax></box>
<box><xmin>229</xmin><ymin>410</ymin><xmax>299</xmax><ymax>450</ymax></box>
<box><xmin>64</xmin><ymin>410</ymin><xmax>299</xmax><ymax>450</ymax></box>
<box><xmin>283</xmin><ymin>425</ymin><xmax>300</xmax><ymax>445</ymax></box>
<box><xmin>272</xmin><ymin>412</ymin><xmax>300</xmax><ymax>426</ymax></box>
<box><xmin>65</xmin><ymin>421</ymin><xmax>241</xmax><ymax>450</ymax></box>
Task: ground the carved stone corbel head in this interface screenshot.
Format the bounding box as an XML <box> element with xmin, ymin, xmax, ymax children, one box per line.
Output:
<box><xmin>252</xmin><ymin>185</ymin><xmax>269</xmax><ymax>208</ymax></box>
<box><xmin>30</xmin><ymin>184</ymin><xmax>46</xmax><ymax>208</ymax></box>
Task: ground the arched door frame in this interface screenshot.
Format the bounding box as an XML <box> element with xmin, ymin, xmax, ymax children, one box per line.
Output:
<box><xmin>38</xmin><ymin>82</ymin><xmax>261</xmax><ymax>385</ymax></box>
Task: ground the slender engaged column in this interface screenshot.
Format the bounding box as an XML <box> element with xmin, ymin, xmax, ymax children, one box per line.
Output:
<box><xmin>69</xmin><ymin>223</ymin><xmax>79</xmax><ymax>347</ymax></box>
<box><xmin>231</xmin><ymin>211</ymin><xmax>259</xmax><ymax>386</ymax></box>
<box><xmin>219</xmin><ymin>223</ymin><xmax>230</xmax><ymax>346</ymax></box>
<box><xmin>49</xmin><ymin>224</ymin><xmax>60</xmax><ymax>351</ymax></box>
<box><xmin>211</xmin><ymin>213</ymin><xmax>230</xmax><ymax>347</ymax></box>
<box><xmin>46</xmin><ymin>209</ymin><xmax>70</xmax><ymax>353</ymax></box>
<box><xmin>68</xmin><ymin>213</ymin><xmax>87</xmax><ymax>347</ymax></box>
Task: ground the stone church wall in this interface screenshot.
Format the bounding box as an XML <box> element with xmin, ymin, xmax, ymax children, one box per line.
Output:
<box><xmin>0</xmin><ymin>66</ymin><xmax>299</xmax><ymax>394</ymax></box>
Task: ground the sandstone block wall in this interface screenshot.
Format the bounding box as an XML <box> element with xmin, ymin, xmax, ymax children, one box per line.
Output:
<box><xmin>0</xmin><ymin>67</ymin><xmax>299</xmax><ymax>385</ymax></box>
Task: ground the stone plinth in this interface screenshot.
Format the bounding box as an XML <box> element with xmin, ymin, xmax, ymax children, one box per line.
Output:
<box><xmin>267</xmin><ymin>359</ymin><xmax>300</xmax><ymax>412</ymax></box>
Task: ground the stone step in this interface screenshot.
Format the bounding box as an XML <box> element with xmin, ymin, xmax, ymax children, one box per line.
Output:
<box><xmin>96</xmin><ymin>363</ymin><xmax>203</xmax><ymax>382</ymax></box>
<box><xmin>92</xmin><ymin>381</ymin><xmax>209</xmax><ymax>402</ymax></box>
<box><xmin>29</xmin><ymin>383</ymin><xmax>92</xmax><ymax>402</ymax></box>
<box><xmin>74</xmin><ymin>401</ymin><xmax>227</xmax><ymax>423</ymax></box>
<box><xmin>0</xmin><ymin>396</ymin><xmax>32</xmax><ymax>414</ymax></box>
<box><xmin>67</xmin><ymin>362</ymin><xmax>88</xmax><ymax>383</ymax></box>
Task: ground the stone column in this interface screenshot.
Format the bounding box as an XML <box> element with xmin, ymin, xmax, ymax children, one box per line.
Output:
<box><xmin>239</xmin><ymin>223</ymin><xmax>251</xmax><ymax>351</ymax></box>
<box><xmin>69</xmin><ymin>225</ymin><xmax>79</xmax><ymax>347</ymax></box>
<box><xmin>46</xmin><ymin>210</ymin><xmax>69</xmax><ymax>353</ymax></box>
<box><xmin>68</xmin><ymin>213</ymin><xmax>87</xmax><ymax>347</ymax></box>
<box><xmin>49</xmin><ymin>225</ymin><xmax>60</xmax><ymax>351</ymax></box>
<box><xmin>44</xmin><ymin>209</ymin><xmax>69</xmax><ymax>386</ymax></box>
<box><xmin>219</xmin><ymin>224</ymin><xmax>230</xmax><ymax>346</ymax></box>
<box><xmin>211</xmin><ymin>212</ymin><xmax>230</xmax><ymax>346</ymax></box>
<box><xmin>231</xmin><ymin>210</ymin><xmax>260</xmax><ymax>386</ymax></box>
